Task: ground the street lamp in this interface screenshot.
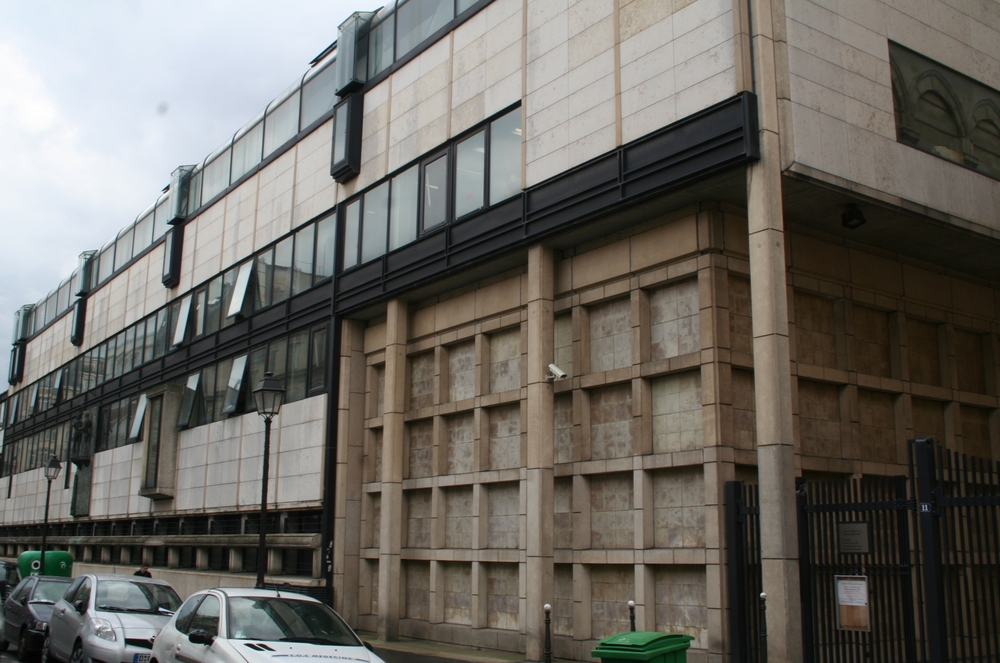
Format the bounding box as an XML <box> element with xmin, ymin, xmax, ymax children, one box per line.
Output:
<box><xmin>40</xmin><ymin>455</ymin><xmax>62</xmax><ymax>576</ymax></box>
<box><xmin>252</xmin><ymin>372</ymin><xmax>284</xmax><ymax>589</ymax></box>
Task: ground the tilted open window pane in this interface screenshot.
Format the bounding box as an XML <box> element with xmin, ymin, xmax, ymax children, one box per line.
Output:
<box><xmin>172</xmin><ymin>295</ymin><xmax>192</xmax><ymax>347</ymax></box>
<box><xmin>362</xmin><ymin>182</ymin><xmax>389</xmax><ymax>263</ymax></box>
<box><xmin>220</xmin><ymin>354</ymin><xmax>248</xmax><ymax>415</ymax></box>
<box><xmin>273</xmin><ymin>237</ymin><xmax>293</xmax><ymax>302</ymax></box>
<box><xmin>204</xmin><ymin>276</ymin><xmax>223</xmax><ymax>335</ymax></box>
<box><xmin>343</xmin><ymin>200</ymin><xmax>361</xmax><ymax>269</ymax></box>
<box><xmin>455</xmin><ymin>131</ymin><xmax>485</xmax><ymax>218</ymax></box>
<box><xmin>389</xmin><ymin>165</ymin><xmax>418</xmax><ymax>250</ymax></box>
<box><xmin>127</xmin><ymin>394</ymin><xmax>147</xmax><ymax>442</ymax></box>
<box><xmin>227</xmin><ymin>262</ymin><xmax>254</xmax><ymax>318</ymax></box>
<box><xmin>254</xmin><ymin>249</ymin><xmax>273</xmax><ymax>310</ymax></box>
<box><xmin>489</xmin><ymin>109</ymin><xmax>522</xmax><ymax>204</ymax></box>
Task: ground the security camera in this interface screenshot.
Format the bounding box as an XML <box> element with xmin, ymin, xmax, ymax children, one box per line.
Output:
<box><xmin>546</xmin><ymin>364</ymin><xmax>568</xmax><ymax>381</ymax></box>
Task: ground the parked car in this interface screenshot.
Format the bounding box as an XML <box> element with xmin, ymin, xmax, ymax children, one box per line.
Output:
<box><xmin>150</xmin><ymin>588</ymin><xmax>385</xmax><ymax>663</ymax></box>
<box><xmin>42</xmin><ymin>574</ymin><xmax>181</xmax><ymax>663</ymax></box>
<box><xmin>1</xmin><ymin>575</ymin><xmax>73</xmax><ymax>660</ymax></box>
<box><xmin>0</xmin><ymin>561</ymin><xmax>21</xmax><ymax>603</ymax></box>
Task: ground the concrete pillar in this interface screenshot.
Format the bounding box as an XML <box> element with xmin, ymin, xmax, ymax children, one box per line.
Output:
<box><xmin>378</xmin><ymin>299</ymin><xmax>408</xmax><ymax>640</ymax></box>
<box><xmin>229</xmin><ymin>548</ymin><xmax>243</xmax><ymax>572</ymax></box>
<box><xmin>196</xmin><ymin>547</ymin><xmax>210</xmax><ymax>570</ymax></box>
<box><xmin>746</xmin><ymin>0</ymin><xmax>803</xmax><ymax>658</ymax></box>
<box><xmin>525</xmin><ymin>245</ymin><xmax>555</xmax><ymax>661</ymax></box>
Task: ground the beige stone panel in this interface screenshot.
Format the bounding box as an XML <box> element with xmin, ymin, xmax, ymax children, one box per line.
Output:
<box><xmin>959</xmin><ymin>405</ymin><xmax>993</xmax><ymax>458</ymax></box>
<box><xmin>856</xmin><ymin>389</ymin><xmax>896</xmax><ymax>464</ymax></box>
<box><xmin>911</xmin><ymin>398</ymin><xmax>945</xmax><ymax>442</ymax></box>
<box><xmin>476</xmin><ymin>277</ymin><xmax>522</xmax><ymax>319</ymax></box>
<box><xmin>853</xmin><ymin>305</ymin><xmax>892</xmax><ymax>378</ymax></box>
<box><xmin>954</xmin><ymin>329</ymin><xmax>987</xmax><ymax>395</ymax></box>
<box><xmin>590</xmin><ymin>565</ymin><xmax>635</xmax><ymax>638</ymax></box>
<box><xmin>572</xmin><ymin>239</ymin><xmax>631</xmax><ymax>290</ymax></box>
<box><xmin>192</xmin><ymin>204</ymin><xmax>226</xmax><ymax>286</ymax></box>
<box><xmin>410</xmin><ymin>352</ymin><xmax>435</xmax><ymax>410</ymax></box>
<box><xmin>630</xmin><ymin>215</ymin><xmax>699</xmax><ymax>272</ymax></box>
<box><xmin>434</xmin><ymin>291</ymin><xmax>477</xmax><ymax>332</ymax></box>
<box><xmin>798</xmin><ymin>380</ymin><xmax>842</xmax><ymax>458</ymax></box>
<box><xmin>906</xmin><ymin>318</ymin><xmax>941</xmax><ymax>387</ymax></box>
<box><xmin>485</xmin><ymin>563</ymin><xmax>519</xmax><ymax>630</ymax></box>
<box><xmin>794</xmin><ymin>291</ymin><xmax>838</xmax><ymax>369</ymax></box>
<box><xmin>292</xmin><ymin>122</ymin><xmax>338</xmax><ymax>226</ymax></box>
<box><xmin>653</xmin><ymin>565</ymin><xmax>708</xmax><ymax>648</ymax></box>
<box><xmin>488</xmin><ymin>482</ymin><xmax>520</xmax><ymax>548</ymax></box>
<box><xmin>650</xmin><ymin>279</ymin><xmax>701</xmax><ymax>361</ymax></box>
<box><xmin>952</xmin><ymin>279</ymin><xmax>996</xmax><ymax>319</ymax></box>
<box><xmin>789</xmin><ymin>234</ymin><xmax>850</xmax><ymax>282</ymax></box>
<box><xmin>849</xmin><ymin>249</ymin><xmax>903</xmax><ymax>295</ymax></box>
<box><xmin>651</xmin><ymin>372</ymin><xmax>703</xmax><ymax>453</ymax></box>
<box><xmin>404</xmin><ymin>560</ymin><xmax>430</xmax><ymax>620</ymax></box>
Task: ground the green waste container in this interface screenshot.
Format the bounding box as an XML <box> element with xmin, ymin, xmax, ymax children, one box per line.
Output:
<box><xmin>18</xmin><ymin>551</ymin><xmax>73</xmax><ymax>578</ymax></box>
<box><xmin>591</xmin><ymin>631</ymin><xmax>695</xmax><ymax>663</ymax></box>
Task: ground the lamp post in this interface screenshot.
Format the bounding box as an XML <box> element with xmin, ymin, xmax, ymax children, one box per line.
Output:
<box><xmin>252</xmin><ymin>372</ymin><xmax>284</xmax><ymax>589</ymax></box>
<box><xmin>40</xmin><ymin>455</ymin><xmax>62</xmax><ymax>576</ymax></box>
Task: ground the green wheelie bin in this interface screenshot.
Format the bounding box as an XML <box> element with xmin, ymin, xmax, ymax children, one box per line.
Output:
<box><xmin>591</xmin><ymin>631</ymin><xmax>695</xmax><ymax>663</ymax></box>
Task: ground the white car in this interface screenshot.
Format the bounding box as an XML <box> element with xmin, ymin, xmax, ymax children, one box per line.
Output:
<box><xmin>150</xmin><ymin>588</ymin><xmax>385</xmax><ymax>663</ymax></box>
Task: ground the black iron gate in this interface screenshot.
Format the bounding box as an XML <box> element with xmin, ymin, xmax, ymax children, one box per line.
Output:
<box><xmin>726</xmin><ymin>438</ymin><xmax>1000</xmax><ymax>663</ymax></box>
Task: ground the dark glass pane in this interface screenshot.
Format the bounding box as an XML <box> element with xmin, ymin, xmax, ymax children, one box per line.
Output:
<box><xmin>286</xmin><ymin>330</ymin><xmax>309</xmax><ymax>403</ymax></box>
<box><xmin>423</xmin><ymin>155</ymin><xmax>448</xmax><ymax>229</ymax></box>
<box><xmin>231</xmin><ymin>122</ymin><xmax>263</xmax><ymax>182</ymax></box>
<box><xmin>144</xmin><ymin>317</ymin><xmax>157</xmax><ymax>364</ymax></box>
<box><xmin>247</xmin><ymin>347</ymin><xmax>267</xmax><ymax>413</ymax></box>
<box><xmin>194</xmin><ymin>290</ymin><xmax>207</xmax><ymax>337</ymax></box>
<box><xmin>154</xmin><ymin>309</ymin><xmax>169</xmax><ymax>357</ymax></box>
<box><xmin>368</xmin><ymin>14</ymin><xmax>395</xmax><ymax>78</ymax></box>
<box><xmin>455</xmin><ymin>130</ymin><xmax>485</xmax><ymax>217</ymax></box>
<box><xmin>254</xmin><ymin>249</ymin><xmax>273</xmax><ymax>310</ymax></box>
<box><xmin>205</xmin><ymin>277</ymin><xmax>223</xmax><ymax>335</ymax></box>
<box><xmin>397</xmin><ymin>0</ymin><xmax>453</xmax><ymax>56</ymax></box>
<box><xmin>133</xmin><ymin>322</ymin><xmax>146</xmax><ymax>368</ymax></box>
<box><xmin>361</xmin><ymin>182</ymin><xmax>389</xmax><ymax>263</ymax></box>
<box><xmin>143</xmin><ymin>396</ymin><xmax>163</xmax><ymax>488</ymax></box>
<box><xmin>292</xmin><ymin>225</ymin><xmax>315</xmax><ymax>295</ymax></box>
<box><xmin>272</xmin><ymin>237</ymin><xmax>293</xmax><ymax>302</ymax></box>
<box><xmin>264</xmin><ymin>93</ymin><xmax>300</xmax><ymax>157</ymax></box>
<box><xmin>389</xmin><ymin>166</ymin><xmax>418</xmax><ymax>250</ymax></box>
<box><xmin>267</xmin><ymin>336</ymin><xmax>288</xmax><ymax>388</ymax></box>
<box><xmin>342</xmin><ymin>201</ymin><xmax>361</xmax><ymax>269</ymax></box>
<box><xmin>489</xmin><ymin>109</ymin><xmax>523</xmax><ymax>204</ymax></box>
<box><xmin>314</xmin><ymin>215</ymin><xmax>336</xmax><ymax>280</ymax></box>
<box><xmin>214</xmin><ymin>358</ymin><xmax>232</xmax><ymax>421</ymax></box>
<box><xmin>113</xmin><ymin>331</ymin><xmax>126</xmax><ymax>378</ymax></box>
<box><xmin>309</xmin><ymin>326</ymin><xmax>327</xmax><ymax>392</ymax></box>
<box><xmin>168</xmin><ymin>300</ymin><xmax>181</xmax><ymax>350</ymax></box>
<box><xmin>123</xmin><ymin>326</ymin><xmax>136</xmax><ymax>373</ymax></box>
<box><xmin>333</xmin><ymin>103</ymin><xmax>349</xmax><ymax>165</ymax></box>
<box><xmin>220</xmin><ymin>267</ymin><xmax>237</xmax><ymax>329</ymax></box>
<box><xmin>202</xmin><ymin>150</ymin><xmax>231</xmax><ymax>201</ymax></box>
<box><xmin>200</xmin><ymin>364</ymin><xmax>217</xmax><ymax>426</ymax></box>
<box><xmin>300</xmin><ymin>61</ymin><xmax>337</xmax><ymax>128</ymax></box>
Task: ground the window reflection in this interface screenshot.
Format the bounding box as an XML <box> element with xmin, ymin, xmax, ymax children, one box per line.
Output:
<box><xmin>343</xmin><ymin>201</ymin><xmax>361</xmax><ymax>270</ymax></box>
<box><xmin>397</xmin><ymin>0</ymin><xmax>453</xmax><ymax>57</ymax></box>
<box><xmin>389</xmin><ymin>166</ymin><xmax>418</xmax><ymax>250</ymax></box>
<box><xmin>490</xmin><ymin>110</ymin><xmax>522</xmax><ymax>203</ymax></box>
<box><xmin>455</xmin><ymin>131</ymin><xmax>485</xmax><ymax>218</ymax></box>
<box><xmin>362</xmin><ymin>182</ymin><xmax>389</xmax><ymax>263</ymax></box>
<box><xmin>423</xmin><ymin>155</ymin><xmax>448</xmax><ymax>230</ymax></box>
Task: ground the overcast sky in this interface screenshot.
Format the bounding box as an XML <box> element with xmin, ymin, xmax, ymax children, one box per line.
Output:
<box><xmin>0</xmin><ymin>0</ymin><xmax>366</xmax><ymax>385</ymax></box>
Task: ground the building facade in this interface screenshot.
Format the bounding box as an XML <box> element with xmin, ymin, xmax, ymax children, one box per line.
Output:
<box><xmin>3</xmin><ymin>0</ymin><xmax>1000</xmax><ymax>661</ymax></box>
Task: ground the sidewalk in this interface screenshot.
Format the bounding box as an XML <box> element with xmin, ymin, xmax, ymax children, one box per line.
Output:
<box><xmin>370</xmin><ymin>639</ymin><xmax>527</xmax><ymax>663</ymax></box>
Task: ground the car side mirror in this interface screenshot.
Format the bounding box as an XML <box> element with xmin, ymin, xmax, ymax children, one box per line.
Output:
<box><xmin>74</xmin><ymin>600</ymin><xmax>86</xmax><ymax>614</ymax></box>
<box><xmin>188</xmin><ymin>630</ymin><xmax>215</xmax><ymax>646</ymax></box>
<box><xmin>363</xmin><ymin>642</ymin><xmax>374</xmax><ymax>653</ymax></box>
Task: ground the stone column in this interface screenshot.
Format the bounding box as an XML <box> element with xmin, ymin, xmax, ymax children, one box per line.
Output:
<box><xmin>525</xmin><ymin>245</ymin><xmax>555</xmax><ymax>661</ymax></box>
<box><xmin>378</xmin><ymin>299</ymin><xmax>408</xmax><ymax>640</ymax></box>
<box><xmin>746</xmin><ymin>0</ymin><xmax>803</xmax><ymax>659</ymax></box>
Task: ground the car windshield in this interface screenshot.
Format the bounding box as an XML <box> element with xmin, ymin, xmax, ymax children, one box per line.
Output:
<box><xmin>32</xmin><ymin>580</ymin><xmax>69</xmax><ymax>603</ymax></box>
<box><xmin>95</xmin><ymin>580</ymin><xmax>181</xmax><ymax>613</ymax></box>
<box><xmin>227</xmin><ymin>597</ymin><xmax>361</xmax><ymax>646</ymax></box>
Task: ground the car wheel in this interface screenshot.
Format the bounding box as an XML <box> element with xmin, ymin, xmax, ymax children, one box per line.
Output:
<box><xmin>69</xmin><ymin>643</ymin><xmax>85</xmax><ymax>663</ymax></box>
<box><xmin>39</xmin><ymin>636</ymin><xmax>51</xmax><ymax>663</ymax></box>
<box><xmin>17</xmin><ymin>629</ymin><xmax>31</xmax><ymax>662</ymax></box>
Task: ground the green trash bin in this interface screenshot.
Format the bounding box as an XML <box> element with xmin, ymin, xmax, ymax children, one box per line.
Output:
<box><xmin>591</xmin><ymin>631</ymin><xmax>695</xmax><ymax>663</ymax></box>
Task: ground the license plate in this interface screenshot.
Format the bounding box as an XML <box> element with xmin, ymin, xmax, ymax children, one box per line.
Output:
<box><xmin>134</xmin><ymin>654</ymin><xmax>151</xmax><ymax>663</ymax></box>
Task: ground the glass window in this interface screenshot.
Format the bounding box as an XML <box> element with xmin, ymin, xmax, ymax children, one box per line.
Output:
<box><xmin>490</xmin><ymin>109</ymin><xmax>523</xmax><ymax>203</ymax></box>
<box><xmin>58</xmin><ymin>281</ymin><xmax>71</xmax><ymax>314</ymax></box>
<box><xmin>368</xmin><ymin>13</ymin><xmax>395</xmax><ymax>78</ymax></box>
<box><xmin>154</xmin><ymin>309</ymin><xmax>169</xmax><ymax>358</ymax></box>
<box><xmin>300</xmin><ymin>60</ymin><xmax>338</xmax><ymax>128</ymax></box>
<box><xmin>134</xmin><ymin>212</ymin><xmax>154</xmax><ymax>255</ymax></box>
<box><xmin>286</xmin><ymin>330</ymin><xmax>309</xmax><ymax>403</ymax></box>
<box><xmin>213</xmin><ymin>358</ymin><xmax>231</xmax><ymax>421</ymax></box>
<box><xmin>113</xmin><ymin>331</ymin><xmax>126</xmax><ymax>378</ymax></box>
<box><xmin>128</xmin><ymin>394</ymin><xmax>147</xmax><ymax>441</ymax></box>
<box><xmin>205</xmin><ymin>277</ymin><xmax>223</xmax><ymax>335</ymax></box>
<box><xmin>189</xmin><ymin>594</ymin><xmax>220</xmax><ymax>637</ymax></box>
<box><xmin>202</xmin><ymin>150</ymin><xmax>232</xmax><ymax>202</ymax></box>
<box><xmin>231</xmin><ymin>122</ymin><xmax>264</xmax><ymax>182</ymax></box>
<box><xmin>314</xmin><ymin>215</ymin><xmax>337</xmax><ymax>280</ymax></box>
<box><xmin>221</xmin><ymin>355</ymin><xmax>248</xmax><ymax>415</ymax></box>
<box><xmin>268</xmin><ymin>337</ymin><xmax>288</xmax><ymax>388</ymax></box>
<box><xmin>273</xmin><ymin>237</ymin><xmax>293</xmax><ymax>302</ymax></box>
<box><xmin>106</xmin><ymin>338</ymin><xmax>119</xmax><ymax>380</ymax></box>
<box><xmin>397</xmin><ymin>0</ymin><xmax>453</xmax><ymax>57</ymax></box>
<box><xmin>247</xmin><ymin>347</ymin><xmax>267</xmax><ymax>413</ymax></box>
<box><xmin>114</xmin><ymin>227</ymin><xmax>134</xmax><ymax>271</ymax></box>
<box><xmin>187</xmin><ymin>169</ymin><xmax>203</xmax><ymax>214</ymax></box>
<box><xmin>309</xmin><ymin>325</ymin><xmax>327</xmax><ymax>392</ymax></box>
<box><xmin>342</xmin><ymin>200</ymin><xmax>361</xmax><ymax>269</ymax></box>
<box><xmin>254</xmin><ymin>249</ymin><xmax>273</xmax><ymax>310</ymax></box>
<box><xmin>200</xmin><ymin>364</ymin><xmax>217</xmax><ymax>426</ymax></box>
<box><xmin>332</xmin><ymin>103</ymin><xmax>349</xmax><ymax>165</ymax></box>
<box><xmin>45</xmin><ymin>292</ymin><xmax>57</xmax><ymax>325</ymax></box>
<box><xmin>220</xmin><ymin>267</ymin><xmax>237</xmax><ymax>329</ymax></box>
<box><xmin>457</xmin><ymin>0</ymin><xmax>477</xmax><ymax>11</ymax></box>
<box><xmin>130</xmin><ymin>321</ymin><xmax>144</xmax><ymax>369</ymax></box>
<box><xmin>423</xmin><ymin>155</ymin><xmax>448</xmax><ymax>229</ymax></box>
<box><xmin>168</xmin><ymin>298</ymin><xmax>182</xmax><ymax>348</ymax></box>
<box><xmin>292</xmin><ymin>225</ymin><xmax>315</xmax><ymax>295</ymax></box>
<box><xmin>389</xmin><ymin>165</ymin><xmax>418</xmax><ymax>250</ymax></box>
<box><xmin>361</xmin><ymin>182</ymin><xmax>389</xmax><ymax>263</ymax></box>
<box><xmin>173</xmin><ymin>295</ymin><xmax>192</xmax><ymax>347</ymax></box>
<box><xmin>194</xmin><ymin>290</ymin><xmax>206</xmax><ymax>337</ymax></box>
<box><xmin>455</xmin><ymin>130</ymin><xmax>485</xmax><ymax>217</ymax></box>
<box><xmin>143</xmin><ymin>395</ymin><xmax>163</xmax><ymax>489</ymax></box>
<box><xmin>144</xmin><ymin>317</ymin><xmax>157</xmax><ymax>364</ymax></box>
<box><xmin>153</xmin><ymin>198</ymin><xmax>171</xmax><ymax>241</ymax></box>
<box><xmin>264</xmin><ymin>93</ymin><xmax>301</xmax><ymax>157</ymax></box>
<box><xmin>123</xmin><ymin>326</ymin><xmax>136</xmax><ymax>373</ymax></box>
<box><xmin>177</xmin><ymin>373</ymin><xmax>201</xmax><ymax>428</ymax></box>
<box><xmin>227</xmin><ymin>262</ymin><xmax>254</xmax><ymax>318</ymax></box>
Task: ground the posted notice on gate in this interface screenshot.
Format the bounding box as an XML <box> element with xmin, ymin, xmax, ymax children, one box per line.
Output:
<box><xmin>835</xmin><ymin>575</ymin><xmax>870</xmax><ymax>632</ymax></box>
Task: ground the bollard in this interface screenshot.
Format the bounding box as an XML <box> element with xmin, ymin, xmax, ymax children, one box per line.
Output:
<box><xmin>759</xmin><ymin>592</ymin><xmax>768</xmax><ymax>663</ymax></box>
<box><xmin>628</xmin><ymin>600</ymin><xmax>636</xmax><ymax>632</ymax></box>
<box><xmin>543</xmin><ymin>604</ymin><xmax>552</xmax><ymax>663</ymax></box>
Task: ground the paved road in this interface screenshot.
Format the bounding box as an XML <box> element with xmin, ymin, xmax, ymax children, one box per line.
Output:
<box><xmin>0</xmin><ymin>643</ymin><xmax>465</xmax><ymax>663</ymax></box>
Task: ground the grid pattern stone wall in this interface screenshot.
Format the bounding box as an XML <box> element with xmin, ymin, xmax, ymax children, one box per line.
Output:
<box><xmin>652</xmin><ymin>467</ymin><xmax>705</xmax><ymax>549</ymax></box>
<box><xmin>405</xmin><ymin>561</ymin><xmax>430</xmax><ymax>620</ymax></box>
<box><xmin>853</xmin><ymin>306</ymin><xmax>892</xmax><ymax>378</ymax></box>
<box><xmin>857</xmin><ymin>390</ymin><xmax>896</xmax><ymax>464</ymax></box>
<box><xmin>406</xmin><ymin>489</ymin><xmax>433</xmax><ymax>548</ymax></box>
<box><xmin>961</xmin><ymin>406</ymin><xmax>992</xmax><ymax>457</ymax></box>
<box><xmin>446</xmin><ymin>413</ymin><xmax>475</xmax><ymax>475</ymax></box>
<box><xmin>552</xmin><ymin>565</ymin><xmax>574</xmax><ymax>636</ymax></box>
<box><xmin>729</xmin><ymin>276</ymin><xmax>753</xmax><ymax>356</ymax></box>
<box><xmin>590</xmin><ymin>473</ymin><xmax>634</xmax><ymax>549</ymax></box>
<box><xmin>651</xmin><ymin>372</ymin><xmax>702</xmax><ymax>453</ymax></box>
<box><xmin>553</xmin><ymin>478</ymin><xmax>573</xmax><ymax>549</ymax></box>
<box><xmin>911</xmin><ymin>398</ymin><xmax>946</xmax><ymax>441</ymax></box>
<box><xmin>590</xmin><ymin>566</ymin><xmax>634</xmax><ymax>639</ymax></box>
<box><xmin>488</xmin><ymin>482</ymin><xmax>519</xmax><ymax>549</ymax></box>
<box><xmin>410</xmin><ymin>352</ymin><xmax>435</xmax><ymax>410</ymax></box>
<box><xmin>448</xmin><ymin>340</ymin><xmax>476</xmax><ymax>402</ymax></box>
<box><xmin>554</xmin><ymin>314</ymin><xmax>573</xmax><ymax>378</ymax></box>
<box><xmin>490</xmin><ymin>328</ymin><xmax>521</xmax><ymax>393</ymax></box>
<box><xmin>650</xmin><ymin>279</ymin><xmax>700</xmax><ymax>360</ymax></box>
<box><xmin>731</xmin><ymin>369</ymin><xmax>756</xmax><ymax>451</ymax></box>
<box><xmin>590</xmin><ymin>299</ymin><xmax>632</xmax><ymax>372</ymax></box>
<box><xmin>445</xmin><ymin>486</ymin><xmax>473</xmax><ymax>549</ymax></box>
<box><xmin>955</xmin><ymin>329</ymin><xmax>986</xmax><ymax>394</ymax></box>
<box><xmin>907</xmin><ymin>319</ymin><xmax>942</xmax><ymax>386</ymax></box>
<box><xmin>489</xmin><ymin>404</ymin><xmax>520</xmax><ymax>470</ymax></box>
<box><xmin>654</xmin><ymin>566</ymin><xmax>708</xmax><ymax>648</ymax></box>
<box><xmin>554</xmin><ymin>394</ymin><xmax>574</xmax><ymax>464</ymax></box>
<box><xmin>798</xmin><ymin>380</ymin><xmax>842</xmax><ymax>459</ymax></box>
<box><xmin>590</xmin><ymin>384</ymin><xmax>633</xmax><ymax>459</ymax></box>
<box><xmin>795</xmin><ymin>292</ymin><xmax>838</xmax><ymax>369</ymax></box>
<box><xmin>408</xmin><ymin>420</ymin><xmax>434</xmax><ymax>478</ymax></box>
<box><xmin>486</xmin><ymin>563</ymin><xmax>519</xmax><ymax>630</ymax></box>
<box><xmin>442</xmin><ymin>562</ymin><xmax>472</xmax><ymax>625</ymax></box>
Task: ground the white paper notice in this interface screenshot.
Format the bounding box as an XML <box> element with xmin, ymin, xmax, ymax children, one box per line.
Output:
<box><xmin>837</xmin><ymin>579</ymin><xmax>868</xmax><ymax>607</ymax></box>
